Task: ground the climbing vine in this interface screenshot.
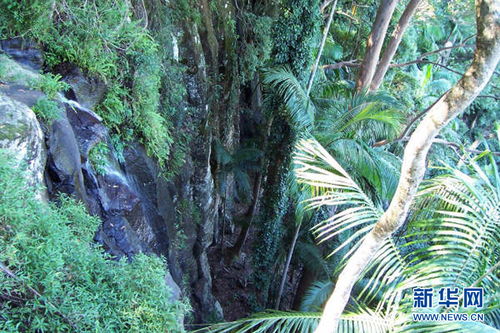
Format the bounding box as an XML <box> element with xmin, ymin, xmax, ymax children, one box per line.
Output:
<box><xmin>250</xmin><ymin>0</ymin><xmax>321</xmax><ymax>308</ymax></box>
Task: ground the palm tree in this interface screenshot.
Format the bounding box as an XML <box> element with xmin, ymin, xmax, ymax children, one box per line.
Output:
<box><xmin>264</xmin><ymin>66</ymin><xmax>404</xmax><ymax>204</ymax></box>
<box><xmin>256</xmin><ymin>67</ymin><xmax>403</xmax><ymax>309</ymax></box>
<box><xmin>196</xmin><ymin>139</ymin><xmax>499</xmax><ymax>332</ymax></box>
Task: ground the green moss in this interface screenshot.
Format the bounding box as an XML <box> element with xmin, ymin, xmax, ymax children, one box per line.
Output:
<box><xmin>0</xmin><ymin>123</ymin><xmax>28</xmax><ymax>141</ymax></box>
<box><xmin>0</xmin><ymin>54</ymin><xmax>39</xmax><ymax>86</ymax></box>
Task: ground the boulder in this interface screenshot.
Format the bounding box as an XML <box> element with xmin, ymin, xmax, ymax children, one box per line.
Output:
<box><xmin>46</xmin><ymin>111</ymin><xmax>88</xmax><ymax>203</ymax></box>
<box><xmin>59</xmin><ymin>66</ymin><xmax>106</xmax><ymax>109</ymax></box>
<box><xmin>0</xmin><ymin>92</ymin><xmax>47</xmax><ymax>198</ymax></box>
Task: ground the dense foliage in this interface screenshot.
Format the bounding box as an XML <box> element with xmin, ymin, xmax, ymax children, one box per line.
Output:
<box><xmin>0</xmin><ymin>0</ymin><xmax>498</xmax><ymax>331</ymax></box>
<box><xmin>0</xmin><ymin>152</ymin><xmax>186</xmax><ymax>332</ymax></box>
<box><xmin>199</xmin><ymin>139</ymin><xmax>500</xmax><ymax>332</ymax></box>
<box><xmin>0</xmin><ymin>0</ymin><xmax>184</xmax><ymax>173</ymax></box>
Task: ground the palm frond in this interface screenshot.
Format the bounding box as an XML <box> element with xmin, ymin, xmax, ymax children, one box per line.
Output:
<box><xmin>262</xmin><ymin>67</ymin><xmax>316</xmax><ymax>131</ymax></box>
<box><xmin>326</xmin><ymin>139</ymin><xmax>401</xmax><ymax>203</ymax></box>
<box><xmin>315</xmin><ymin>90</ymin><xmax>404</xmax><ymax>144</ymax></box>
<box><xmin>194</xmin><ymin>310</ymin><xmax>391</xmax><ymax>333</ymax></box>
<box><xmin>300</xmin><ymin>280</ymin><xmax>334</xmax><ymax>311</ymax></box>
<box><xmin>393</xmin><ymin>158</ymin><xmax>500</xmax><ymax>329</ymax></box>
<box><xmin>294</xmin><ymin>240</ymin><xmax>330</xmax><ymax>275</ymax></box>
<box><xmin>293</xmin><ymin>138</ymin><xmax>383</xmax><ymax>258</ymax></box>
<box><xmin>402</xmin><ymin>164</ymin><xmax>499</xmax><ymax>291</ymax></box>
<box><xmin>320</xmin><ymin>37</ymin><xmax>343</xmax><ymax>64</ymax></box>
<box><xmin>357</xmin><ymin>238</ymin><xmax>406</xmax><ymax>314</ymax></box>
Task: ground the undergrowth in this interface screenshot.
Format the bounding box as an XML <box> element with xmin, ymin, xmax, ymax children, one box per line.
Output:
<box><xmin>0</xmin><ymin>150</ymin><xmax>187</xmax><ymax>331</ymax></box>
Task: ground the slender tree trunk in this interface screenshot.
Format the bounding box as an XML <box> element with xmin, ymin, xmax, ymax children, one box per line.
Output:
<box><xmin>306</xmin><ymin>0</ymin><xmax>338</xmax><ymax>96</ymax></box>
<box><xmin>314</xmin><ymin>0</ymin><xmax>500</xmax><ymax>331</ymax></box>
<box><xmin>275</xmin><ymin>221</ymin><xmax>302</xmax><ymax>309</ymax></box>
<box><xmin>228</xmin><ymin>117</ymin><xmax>274</xmax><ymax>259</ymax></box>
<box><xmin>370</xmin><ymin>0</ymin><xmax>422</xmax><ymax>91</ymax></box>
<box><xmin>355</xmin><ymin>0</ymin><xmax>400</xmax><ymax>92</ymax></box>
<box><xmin>228</xmin><ymin>170</ymin><xmax>262</xmax><ymax>257</ymax></box>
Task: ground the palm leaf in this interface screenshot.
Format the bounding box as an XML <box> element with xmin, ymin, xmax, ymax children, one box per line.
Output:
<box><xmin>294</xmin><ymin>138</ymin><xmax>383</xmax><ymax>259</ymax></box>
<box><xmin>262</xmin><ymin>67</ymin><xmax>316</xmax><ymax>131</ymax></box>
<box><xmin>194</xmin><ymin>310</ymin><xmax>391</xmax><ymax>333</ymax></box>
<box><xmin>357</xmin><ymin>238</ymin><xmax>407</xmax><ymax>314</ymax></box>
<box><xmin>394</xmin><ymin>157</ymin><xmax>500</xmax><ymax>329</ymax></box>
<box><xmin>300</xmin><ymin>280</ymin><xmax>334</xmax><ymax>311</ymax></box>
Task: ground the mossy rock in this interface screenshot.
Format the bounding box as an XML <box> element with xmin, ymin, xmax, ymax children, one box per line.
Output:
<box><xmin>0</xmin><ymin>54</ymin><xmax>40</xmax><ymax>86</ymax></box>
<box><xmin>0</xmin><ymin>92</ymin><xmax>46</xmax><ymax>193</ymax></box>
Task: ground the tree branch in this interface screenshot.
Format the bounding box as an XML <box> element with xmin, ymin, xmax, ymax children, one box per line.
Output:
<box><xmin>321</xmin><ymin>40</ymin><xmax>475</xmax><ymax>72</ymax></box>
<box><xmin>433</xmin><ymin>138</ymin><xmax>500</xmax><ymax>156</ymax></box>
<box><xmin>421</xmin><ymin>35</ymin><xmax>475</xmax><ymax>57</ymax></box>
<box><xmin>307</xmin><ymin>0</ymin><xmax>339</xmax><ymax>96</ymax></box>
<box><xmin>370</xmin><ymin>0</ymin><xmax>423</xmax><ymax>91</ymax></box>
<box><xmin>321</xmin><ymin>59</ymin><xmax>359</xmax><ymax>70</ymax></box>
<box><xmin>314</xmin><ymin>0</ymin><xmax>500</xmax><ymax>331</ymax></box>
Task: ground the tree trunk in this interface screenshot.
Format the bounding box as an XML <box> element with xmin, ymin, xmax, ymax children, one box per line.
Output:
<box><xmin>306</xmin><ymin>0</ymin><xmax>338</xmax><ymax>96</ymax></box>
<box><xmin>355</xmin><ymin>0</ymin><xmax>400</xmax><ymax>92</ymax></box>
<box><xmin>228</xmin><ymin>170</ymin><xmax>263</xmax><ymax>257</ymax></box>
<box><xmin>370</xmin><ymin>0</ymin><xmax>422</xmax><ymax>91</ymax></box>
<box><xmin>314</xmin><ymin>0</ymin><xmax>500</xmax><ymax>331</ymax></box>
<box><xmin>228</xmin><ymin>117</ymin><xmax>274</xmax><ymax>259</ymax></box>
<box><xmin>275</xmin><ymin>221</ymin><xmax>302</xmax><ymax>309</ymax></box>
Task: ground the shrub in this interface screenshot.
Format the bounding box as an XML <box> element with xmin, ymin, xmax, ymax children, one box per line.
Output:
<box><xmin>31</xmin><ymin>97</ymin><xmax>62</xmax><ymax>122</ymax></box>
<box><xmin>88</xmin><ymin>141</ymin><xmax>110</xmax><ymax>175</ymax></box>
<box><xmin>0</xmin><ymin>150</ymin><xmax>187</xmax><ymax>332</ymax></box>
<box><xmin>30</xmin><ymin>73</ymin><xmax>70</xmax><ymax>99</ymax></box>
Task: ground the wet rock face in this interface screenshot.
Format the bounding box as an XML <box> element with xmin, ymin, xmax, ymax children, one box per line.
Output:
<box><xmin>96</xmin><ymin>216</ymin><xmax>145</xmax><ymax>257</ymax></box>
<box><xmin>122</xmin><ymin>143</ymin><xmax>172</xmax><ymax>255</ymax></box>
<box><xmin>60</xmin><ymin>66</ymin><xmax>106</xmax><ymax>109</ymax></box>
<box><xmin>0</xmin><ymin>41</ymin><xmax>183</xmax><ymax>303</ymax></box>
<box><xmin>0</xmin><ymin>92</ymin><xmax>46</xmax><ymax>196</ymax></box>
<box><xmin>93</xmin><ymin>159</ymin><xmax>156</xmax><ymax>258</ymax></box>
<box><xmin>64</xmin><ymin>101</ymin><xmax>106</xmax><ymax>161</ymax></box>
<box><xmin>46</xmin><ymin>110</ymin><xmax>88</xmax><ymax>203</ymax></box>
<box><xmin>0</xmin><ymin>38</ymin><xmax>43</xmax><ymax>70</ymax></box>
